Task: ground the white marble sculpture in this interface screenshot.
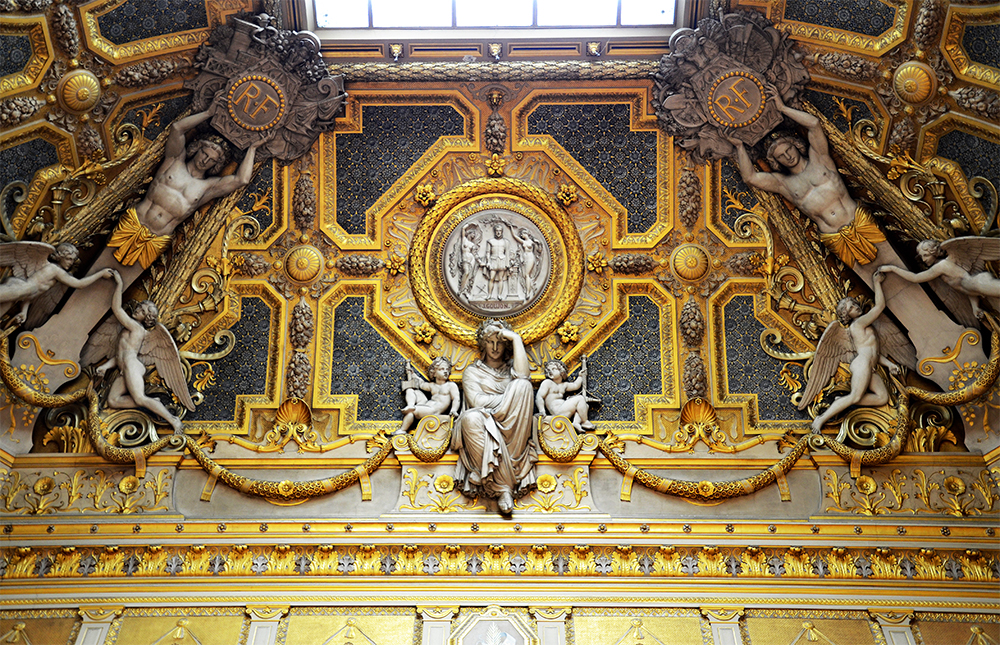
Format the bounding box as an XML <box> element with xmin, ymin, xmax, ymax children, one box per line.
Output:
<box><xmin>798</xmin><ymin>273</ymin><xmax>916</xmax><ymax>432</ymax></box>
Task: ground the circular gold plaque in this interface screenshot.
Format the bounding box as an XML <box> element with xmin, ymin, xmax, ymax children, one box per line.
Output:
<box><xmin>58</xmin><ymin>70</ymin><xmax>101</xmax><ymax>113</ymax></box>
<box><xmin>227</xmin><ymin>74</ymin><xmax>286</xmax><ymax>131</ymax></box>
<box><xmin>410</xmin><ymin>177</ymin><xmax>584</xmax><ymax>347</ymax></box>
<box><xmin>707</xmin><ymin>70</ymin><xmax>766</xmax><ymax>128</ymax></box>
<box><xmin>893</xmin><ymin>62</ymin><xmax>936</xmax><ymax>105</ymax></box>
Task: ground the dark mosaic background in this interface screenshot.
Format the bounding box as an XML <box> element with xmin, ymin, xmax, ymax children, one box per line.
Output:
<box><xmin>723</xmin><ymin>295</ymin><xmax>808</xmax><ymax>422</ymax></box>
<box><xmin>784</xmin><ymin>0</ymin><xmax>894</xmax><ymax>37</ymax></box>
<box><xmin>587</xmin><ymin>296</ymin><xmax>663</xmax><ymax>421</ymax></box>
<box><xmin>235</xmin><ymin>163</ymin><xmax>275</xmax><ymax>231</ymax></box>
<box><xmin>936</xmin><ymin>130</ymin><xmax>999</xmax><ymax>216</ymax></box>
<box><xmin>527</xmin><ymin>103</ymin><xmax>658</xmax><ymax>234</ymax></box>
<box><xmin>0</xmin><ymin>138</ymin><xmax>59</xmax><ymax>193</ymax></box>
<box><xmin>335</xmin><ymin>105</ymin><xmax>464</xmax><ymax>235</ymax></box>
<box><xmin>801</xmin><ymin>90</ymin><xmax>873</xmax><ymax>130</ymax></box>
<box><xmin>327</xmin><ymin>297</ymin><xmax>407</xmax><ymax>420</ymax></box>
<box><xmin>186</xmin><ymin>296</ymin><xmax>272</xmax><ymax>422</ymax></box>
<box><xmin>119</xmin><ymin>94</ymin><xmax>193</xmax><ymax>141</ymax></box>
<box><xmin>719</xmin><ymin>157</ymin><xmax>757</xmax><ymax>232</ymax></box>
<box><xmin>0</xmin><ymin>35</ymin><xmax>32</xmax><ymax>77</ymax></box>
<box><xmin>962</xmin><ymin>24</ymin><xmax>1000</xmax><ymax>70</ymax></box>
<box><xmin>98</xmin><ymin>0</ymin><xmax>209</xmax><ymax>45</ymax></box>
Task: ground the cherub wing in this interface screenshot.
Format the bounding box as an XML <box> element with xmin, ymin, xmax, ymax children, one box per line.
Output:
<box><xmin>928</xmin><ymin>277</ymin><xmax>978</xmax><ymax>329</ymax></box>
<box><xmin>873</xmin><ymin>316</ymin><xmax>917</xmax><ymax>370</ymax></box>
<box><xmin>139</xmin><ymin>323</ymin><xmax>195</xmax><ymax>411</ymax></box>
<box><xmin>0</xmin><ymin>241</ymin><xmax>56</xmax><ymax>280</ymax></box>
<box><xmin>80</xmin><ymin>316</ymin><xmax>122</xmax><ymax>368</ymax></box>
<box><xmin>941</xmin><ymin>236</ymin><xmax>1000</xmax><ymax>273</ymax></box>
<box><xmin>530</xmin><ymin>237</ymin><xmax>543</xmax><ymax>278</ymax></box>
<box><xmin>22</xmin><ymin>283</ymin><xmax>68</xmax><ymax>330</ymax></box>
<box><xmin>797</xmin><ymin>321</ymin><xmax>854</xmax><ymax>410</ymax></box>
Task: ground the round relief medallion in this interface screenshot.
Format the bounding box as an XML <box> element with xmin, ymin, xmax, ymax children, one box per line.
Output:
<box><xmin>441</xmin><ymin>209</ymin><xmax>552</xmax><ymax>317</ymax></box>
<box><xmin>285</xmin><ymin>245</ymin><xmax>322</xmax><ymax>282</ymax></box>
<box><xmin>58</xmin><ymin>70</ymin><xmax>101</xmax><ymax>113</ymax></box>
<box><xmin>672</xmin><ymin>244</ymin><xmax>710</xmax><ymax>281</ymax></box>
<box><xmin>893</xmin><ymin>61</ymin><xmax>936</xmax><ymax>105</ymax></box>
<box><xmin>227</xmin><ymin>74</ymin><xmax>286</xmax><ymax>131</ymax></box>
<box><xmin>707</xmin><ymin>70</ymin><xmax>766</xmax><ymax>128</ymax></box>
<box><xmin>410</xmin><ymin>177</ymin><xmax>584</xmax><ymax>346</ymax></box>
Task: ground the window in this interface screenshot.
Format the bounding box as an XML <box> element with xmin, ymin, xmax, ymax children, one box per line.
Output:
<box><xmin>315</xmin><ymin>0</ymin><xmax>677</xmax><ymax>30</ymax></box>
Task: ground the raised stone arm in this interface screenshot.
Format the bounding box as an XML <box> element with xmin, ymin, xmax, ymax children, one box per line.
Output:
<box><xmin>768</xmin><ymin>88</ymin><xmax>828</xmax><ymax>159</ymax></box>
<box><xmin>164</xmin><ymin>110</ymin><xmax>214</xmax><ymax>159</ymax></box>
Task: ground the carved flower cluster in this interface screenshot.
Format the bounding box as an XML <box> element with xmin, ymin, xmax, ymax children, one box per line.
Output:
<box><xmin>610</xmin><ymin>253</ymin><xmax>655</xmax><ymax>275</ymax></box>
<box><xmin>292</xmin><ymin>171</ymin><xmax>316</xmax><ymax>231</ymax></box>
<box><xmin>586</xmin><ymin>253</ymin><xmax>608</xmax><ymax>273</ymax></box>
<box><xmin>413</xmin><ymin>322</ymin><xmax>435</xmax><ymax>344</ymax></box>
<box><xmin>817</xmin><ymin>53</ymin><xmax>879</xmax><ymax>82</ymax></box>
<box><xmin>0</xmin><ymin>97</ymin><xmax>45</xmax><ymax>128</ymax></box>
<box><xmin>913</xmin><ymin>0</ymin><xmax>945</xmax><ymax>51</ymax></box>
<box><xmin>286</xmin><ymin>352</ymin><xmax>311</xmax><ymax>400</ymax></box>
<box><xmin>683</xmin><ymin>353</ymin><xmax>707</xmax><ymax>400</ymax></box>
<box><xmin>335</xmin><ymin>255</ymin><xmax>385</xmax><ymax>276</ymax></box>
<box><xmin>235</xmin><ymin>253</ymin><xmax>271</xmax><ymax>277</ymax></box>
<box><xmin>483</xmin><ymin>113</ymin><xmax>507</xmax><ymax>155</ymax></box>
<box><xmin>556</xmin><ymin>321</ymin><xmax>579</xmax><ymax>344</ymax></box>
<box><xmin>414</xmin><ymin>184</ymin><xmax>437</xmax><ymax>207</ymax></box>
<box><xmin>289</xmin><ymin>301</ymin><xmax>314</xmax><ymax>349</ymax></box>
<box><xmin>679</xmin><ymin>299</ymin><xmax>705</xmax><ymax>348</ymax></box>
<box><xmin>677</xmin><ymin>168</ymin><xmax>702</xmax><ymax>228</ymax></box>
<box><xmin>557</xmin><ymin>184</ymin><xmax>577</xmax><ymax>206</ymax></box>
<box><xmin>114</xmin><ymin>59</ymin><xmax>182</xmax><ymax>88</ymax></box>
<box><xmin>485</xmin><ymin>153</ymin><xmax>506</xmax><ymax>177</ymax></box>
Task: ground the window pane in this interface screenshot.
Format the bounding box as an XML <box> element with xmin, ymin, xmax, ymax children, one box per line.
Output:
<box><xmin>371</xmin><ymin>0</ymin><xmax>451</xmax><ymax>27</ymax></box>
<box><xmin>537</xmin><ymin>0</ymin><xmax>618</xmax><ymax>26</ymax></box>
<box><xmin>456</xmin><ymin>0</ymin><xmax>533</xmax><ymax>27</ymax></box>
<box><xmin>316</xmin><ymin>0</ymin><xmax>369</xmax><ymax>28</ymax></box>
<box><xmin>621</xmin><ymin>0</ymin><xmax>675</xmax><ymax>25</ymax></box>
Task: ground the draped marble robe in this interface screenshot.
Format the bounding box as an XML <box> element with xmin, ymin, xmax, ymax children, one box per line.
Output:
<box><xmin>452</xmin><ymin>359</ymin><xmax>537</xmax><ymax>499</ymax></box>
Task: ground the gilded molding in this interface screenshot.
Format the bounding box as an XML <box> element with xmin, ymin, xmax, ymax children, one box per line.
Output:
<box><xmin>325</xmin><ymin>60</ymin><xmax>658</xmax><ymax>83</ymax></box>
<box><xmin>0</xmin><ymin>16</ymin><xmax>53</xmax><ymax>94</ymax></box>
<box><xmin>822</xmin><ymin>466</ymin><xmax>999</xmax><ymax>517</ymax></box>
<box><xmin>0</xmin><ymin>467</ymin><xmax>172</xmax><ymax>515</ymax></box>
<box><xmin>767</xmin><ymin>0</ymin><xmax>911</xmax><ymax>54</ymax></box>
<box><xmin>942</xmin><ymin>5</ymin><xmax>1000</xmax><ymax>87</ymax></box>
<box><xmin>1</xmin><ymin>542</ymin><xmax>996</xmax><ymax>585</ymax></box>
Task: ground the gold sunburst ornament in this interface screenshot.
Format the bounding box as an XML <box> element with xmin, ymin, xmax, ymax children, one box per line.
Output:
<box><xmin>284</xmin><ymin>246</ymin><xmax>322</xmax><ymax>283</ymax></box>
<box><xmin>58</xmin><ymin>70</ymin><xmax>101</xmax><ymax>113</ymax></box>
<box><xmin>672</xmin><ymin>244</ymin><xmax>710</xmax><ymax>281</ymax></box>
<box><xmin>893</xmin><ymin>62</ymin><xmax>936</xmax><ymax>105</ymax></box>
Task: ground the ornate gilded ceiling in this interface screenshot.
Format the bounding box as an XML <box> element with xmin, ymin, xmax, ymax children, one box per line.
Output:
<box><xmin>0</xmin><ymin>0</ymin><xmax>998</xmax><ymax>635</ymax></box>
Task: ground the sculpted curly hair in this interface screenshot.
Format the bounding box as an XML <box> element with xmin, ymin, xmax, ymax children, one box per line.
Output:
<box><xmin>835</xmin><ymin>297</ymin><xmax>860</xmax><ymax>327</ymax></box>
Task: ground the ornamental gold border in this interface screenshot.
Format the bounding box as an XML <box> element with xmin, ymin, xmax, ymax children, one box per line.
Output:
<box><xmin>511</xmin><ymin>88</ymin><xmax>672</xmax><ymax>249</ymax></box>
<box><xmin>916</xmin><ymin>112</ymin><xmax>999</xmax><ymax>234</ymax></box>
<box><xmin>227</xmin><ymin>74</ymin><xmax>286</xmax><ymax>131</ymax></box>
<box><xmin>321</xmin><ymin>91</ymin><xmax>478</xmax><ymax>249</ymax></box>
<box><xmin>410</xmin><ymin>178</ymin><xmax>584</xmax><ymax>347</ymax></box>
<box><xmin>79</xmin><ymin>0</ymin><xmax>209</xmax><ymax>62</ymax></box>
<box><xmin>2</xmin><ymin>122</ymin><xmax>79</xmax><ymax>239</ymax></box>
<box><xmin>0</xmin><ymin>542</ymin><xmax>996</xmax><ymax>588</ymax></box>
<box><xmin>708</xmin><ymin>280</ymin><xmax>813</xmax><ymax>433</ymax></box>
<box><xmin>0</xmin><ymin>15</ymin><xmax>53</xmax><ymax>95</ymax></box>
<box><xmin>764</xmin><ymin>0</ymin><xmax>911</xmax><ymax>55</ymax></box>
<box><xmin>942</xmin><ymin>5</ymin><xmax>1000</xmax><ymax>88</ymax></box>
<box><xmin>181</xmin><ymin>282</ymin><xmax>284</xmax><ymax>435</ymax></box>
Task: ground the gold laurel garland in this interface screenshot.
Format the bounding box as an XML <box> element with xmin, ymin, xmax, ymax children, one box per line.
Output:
<box><xmin>820</xmin><ymin>380</ymin><xmax>910</xmax><ymax>473</ymax></box>
<box><xmin>409</xmin><ymin>177</ymin><xmax>585</xmax><ymax>346</ymax></box>
<box><xmin>84</xmin><ymin>384</ymin><xmax>184</xmax><ymax>461</ymax></box>
<box><xmin>407</xmin><ymin>416</ymin><xmax>452</xmax><ymax>462</ymax></box>
<box><xmin>0</xmin><ymin>329</ymin><xmax>87</xmax><ymax>408</ymax></box>
<box><xmin>597</xmin><ymin>434</ymin><xmax>812</xmax><ymax>502</ymax></box>
<box><xmin>81</xmin><ymin>384</ymin><xmax>393</xmax><ymax>501</ymax></box>
<box><xmin>905</xmin><ymin>314</ymin><xmax>1000</xmax><ymax>406</ymax></box>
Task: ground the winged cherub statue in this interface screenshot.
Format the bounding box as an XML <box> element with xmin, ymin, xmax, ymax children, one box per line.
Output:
<box><xmin>877</xmin><ymin>236</ymin><xmax>1000</xmax><ymax>326</ymax></box>
<box><xmin>0</xmin><ymin>242</ymin><xmax>116</xmax><ymax>329</ymax></box>
<box><xmin>81</xmin><ymin>272</ymin><xmax>195</xmax><ymax>433</ymax></box>
<box><xmin>798</xmin><ymin>272</ymin><xmax>916</xmax><ymax>433</ymax></box>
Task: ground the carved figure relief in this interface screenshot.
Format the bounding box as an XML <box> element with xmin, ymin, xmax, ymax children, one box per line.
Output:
<box><xmin>443</xmin><ymin>209</ymin><xmax>550</xmax><ymax>317</ymax></box>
